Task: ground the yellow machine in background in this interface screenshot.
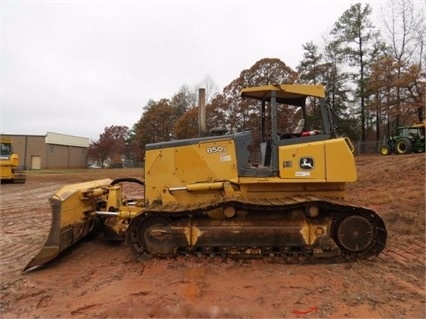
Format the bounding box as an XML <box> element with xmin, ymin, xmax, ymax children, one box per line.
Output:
<box><xmin>24</xmin><ymin>84</ymin><xmax>387</xmax><ymax>271</ymax></box>
<box><xmin>0</xmin><ymin>137</ymin><xmax>26</xmax><ymax>184</ymax></box>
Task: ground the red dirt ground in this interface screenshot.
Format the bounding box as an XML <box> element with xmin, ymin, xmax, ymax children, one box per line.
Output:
<box><xmin>0</xmin><ymin>154</ymin><xmax>425</xmax><ymax>318</ymax></box>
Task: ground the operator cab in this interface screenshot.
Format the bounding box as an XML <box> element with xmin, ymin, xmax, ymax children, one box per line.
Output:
<box><xmin>0</xmin><ymin>140</ymin><xmax>12</xmax><ymax>160</ymax></box>
<box><xmin>238</xmin><ymin>84</ymin><xmax>333</xmax><ymax>177</ymax></box>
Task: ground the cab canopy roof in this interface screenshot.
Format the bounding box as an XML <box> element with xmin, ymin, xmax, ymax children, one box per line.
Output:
<box><xmin>240</xmin><ymin>84</ymin><xmax>325</xmax><ymax>106</ymax></box>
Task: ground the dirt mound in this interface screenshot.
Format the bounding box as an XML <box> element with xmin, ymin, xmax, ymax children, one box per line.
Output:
<box><xmin>1</xmin><ymin>154</ymin><xmax>425</xmax><ymax>318</ymax></box>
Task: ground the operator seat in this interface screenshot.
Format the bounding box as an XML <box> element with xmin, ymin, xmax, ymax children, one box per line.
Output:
<box><xmin>280</xmin><ymin>118</ymin><xmax>305</xmax><ymax>139</ymax></box>
<box><xmin>294</xmin><ymin>118</ymin><xmax>305</xmax><ymax>134</ymax></box>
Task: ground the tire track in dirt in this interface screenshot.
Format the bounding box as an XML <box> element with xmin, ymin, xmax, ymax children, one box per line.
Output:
<box><xmin>1</xmin><ymin>171</ymin><xmax>142</xmax><ymax>280</ymax></box>
<box><xmin>0</xmin><ymin>182</ymin><xmax>57</xmax><ymax>276</ymax></box>
<box><xmin>379</xmin><ymin>242</ymin><xmax>425</xmax><ymax>265</ymax></box>
<box><xmin>366</xmin><ymin>239</ymin><xmax>425</xmax><ymax>319</ymax></box>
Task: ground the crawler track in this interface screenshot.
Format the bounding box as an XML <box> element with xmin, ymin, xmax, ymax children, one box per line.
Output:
<box><xmin>128</xmin><ymin>195</ymin><xmax>387</xmax><ymax>263</ymax></box>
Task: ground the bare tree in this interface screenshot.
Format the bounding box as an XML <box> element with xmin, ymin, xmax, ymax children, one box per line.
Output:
<box><xmin>380</xmin><ymin>0</ymin><xmax>426</xmax><ymax>124</ymax></box>
<box><xmin>195</xmin><ymin>75</ymin><xmax>220</xmax><ymax>103</ymax></box>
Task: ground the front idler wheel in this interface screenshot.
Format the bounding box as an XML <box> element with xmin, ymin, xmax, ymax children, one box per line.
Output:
<box><xmin>336</xmin><ymin>215</ymin><xmax>374</xmax><ymax>252</ymax></box>
<box><xmin>128</xmin><ymin>216</ymin><xmax>170</xmax><ymax>260</ymax></box>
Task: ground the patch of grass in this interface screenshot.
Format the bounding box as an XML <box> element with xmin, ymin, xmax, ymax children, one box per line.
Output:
<box><xmin>27</xmin><ymin>169</ymin><xmax>88</xmax><ymax>175</ymax></box>
<box><xmin>386</xmin><ymin>209</ymin><xmax>425</xmax><ymax>235</ymax></box>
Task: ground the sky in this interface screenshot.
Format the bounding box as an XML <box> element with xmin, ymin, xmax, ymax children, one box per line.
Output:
<box><xmin>1</xmin><ymin>0</ymin><xmax>389</xmax><ymax>141</ymax></box>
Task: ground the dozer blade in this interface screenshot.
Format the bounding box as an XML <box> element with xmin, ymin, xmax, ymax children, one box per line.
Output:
<box><xmin>23</xmin><ymin>178</ymin><xmax>113</xmax><ymax>271</ymax></box>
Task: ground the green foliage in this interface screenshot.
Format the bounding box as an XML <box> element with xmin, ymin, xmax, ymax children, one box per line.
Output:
<box><xmin>297</xmin><ymin>41</ymin><xmax>323</xmax><ymax>85</ymax></box>
<box><xmin>298</xmin><ymin>40</ymin><xmax>358</xmax><ymax>139</ymax></box>
<box><xmin>329</xmin><ymin>3</ymin><xmax>378</xmax><ymax>144</ymax></box>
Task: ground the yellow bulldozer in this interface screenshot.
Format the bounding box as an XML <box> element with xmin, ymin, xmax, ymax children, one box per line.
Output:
<box><xmin>0</xmin><ymin>136</ymin><xmax>26</xmax><ymax>184</ymax></box>
<box><xmin>24</xmin><ymin>84</ymin><xmax>387</xmax><ymax>271</ymax></box>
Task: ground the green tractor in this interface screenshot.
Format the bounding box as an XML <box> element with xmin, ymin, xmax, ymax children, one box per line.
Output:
<box><xmin>380</xmin><ymin>120</ymin><xmax>426</xmax><ymax>155</ymax></box>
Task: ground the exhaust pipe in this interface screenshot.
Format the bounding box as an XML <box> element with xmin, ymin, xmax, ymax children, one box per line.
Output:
<box><xmin>198</xmin><ymin>88</ymin><xmax>206</xmax><ymax>137</ymax></box>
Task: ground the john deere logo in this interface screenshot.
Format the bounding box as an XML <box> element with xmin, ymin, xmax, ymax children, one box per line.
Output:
<box><xmin>300</xmin><ymin>157</ymin><xmax>314</xmax><ymax>169</ymax></box>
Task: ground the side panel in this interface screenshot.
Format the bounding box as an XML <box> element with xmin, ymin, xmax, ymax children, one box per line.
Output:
<box><xmin>325</xmin><ymin>138</ymin><xmax>357</xmax><ymax>182</ymax></box>
<box><xmin>279</xmin><ymin>141</ymin><xmax>326</xmax><ymax>180</ymax></box>
<box><xmin>174</xmin><ymin>139</ymin><xmax>237</xmax><ymax>183</ymax></box>
<box><xmin>145</xmin><ymin>139</ymin><xmax>238</xmax><ymax>205</ymax></box>
<box><xmin>278</xmin><ymin>137</ymin><xmax>356</xmax><ymax>183</ymax></box>
<box><xmin>0</xmin><ymin>165</ymin><xmax>13</xmax><ymax>179</ymax></box>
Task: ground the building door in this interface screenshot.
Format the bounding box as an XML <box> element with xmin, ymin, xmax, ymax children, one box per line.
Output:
<box><xmin>31</xmin><ymin>156</ymin><xmax>41</xmax><ymax>169</ymax></box>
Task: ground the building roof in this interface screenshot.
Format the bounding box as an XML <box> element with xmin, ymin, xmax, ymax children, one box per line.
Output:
<box><xmin>1</xmin><ymin>132</ymin><xmax>90</xmax><ymax>148</ymax></box>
